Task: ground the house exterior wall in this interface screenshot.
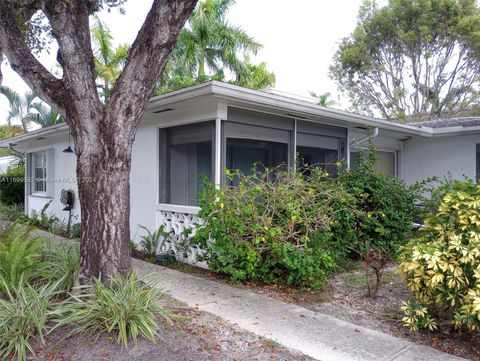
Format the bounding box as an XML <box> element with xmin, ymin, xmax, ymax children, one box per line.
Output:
<box><xmin>26</xmin><ymin>137</ymin><xmax>79</xmax><ymax>223</ymax></box>
<box><xmin>18</xmin><ymin>94</ymin><xmax>479</xmax><ymax>268</ymax></box>
<box><xmin>402</xmin><ymin>133</ymin><xmax>480</xmax><ymax>184</ymax></box>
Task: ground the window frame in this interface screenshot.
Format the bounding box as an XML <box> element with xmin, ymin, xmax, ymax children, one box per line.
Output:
<box><xmin>158</xmin><ymin>121</ymin><xmax>215</xmax><ymax>207</ymax></box>
<box><xmin>350</xmin><ymin>147</ymin><xmax>398</xmax><ymax>177</ymax></box>
<box><xmin>32</xmin><ymin>151</ymin><xmax>48</xmax><ymax>196</ymax></box>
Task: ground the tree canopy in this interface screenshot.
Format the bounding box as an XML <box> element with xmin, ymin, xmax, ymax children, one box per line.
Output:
<box><xmin>91</xmin><ymin>16</ymin><xmax>129</xmax><ymax>100</ymax></box>
<box><xmin>330</xmin><ymin>0</ymin><xmax>480</xmax><ymax>121</ymax></box>
<box><xmin>0</xmin><ymin>85</ymin><xmax>62</xmax><ymax>131</ymax></box>
<box><xmin>156</xmin><ymin>0</ymin><xmax>275</xmax><ymax>94</ymax></box>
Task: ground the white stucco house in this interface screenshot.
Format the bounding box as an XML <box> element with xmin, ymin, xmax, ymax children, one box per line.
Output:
<box><xmin>0</xmin><ymin>81</ymin><xmax>479</xmax><ymax>262</ymax></box>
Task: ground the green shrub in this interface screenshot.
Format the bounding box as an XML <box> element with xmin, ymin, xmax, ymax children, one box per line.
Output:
<box><xmin>416</xmin><ymin>177</ymin><xmax>477</xmax><ymax>218</ymax></box>
<box><xmin>68</xmin><ymin>222</ymin><xmax>81</xmax><ymax>239</ymax></box>
<box><xmin>139</xmin><ymin>225</ymin><xmax>168</xmax><ymax>259</ymax></box>
<box><xmin>0</xmin><ymin>202</ymin><xmax>28</xmax><ymax>222</ymax></box>
<box><xmin>38</xmin><ymin>243</ymin><xmax>80</xmax><ymax>292</ymax></box>
<box><xmin>0</xmin><ymin>165</ymin><xmax>24</xmax><ymax>205</ymax></box>
<box><xmin>0</xmin><ymin>222</ymin><xmax>42</xmax><ymax>292</ymax></box>
<box><xmin>398</xmin><ymin>182</ymin><xmax>480</xmax><ymax>332</ymax></box>
<box><xmin>0</xmin><ymin>278</ymin><xmax>63</xmax><ymax>361</ymax></box>
<box><xmin>194</xmin><ymin>166</ymin><xmax>357</xmax><ymax>289</ymax></box>
<box><xmin>338</xmin><ymin>144</ymin><xmax>418</xmax><ymax>296</ymax></box>
<box><xmin>62</xmin><ymin>273</ymin><xmax>168</xmax><ymax>348</ymax></box>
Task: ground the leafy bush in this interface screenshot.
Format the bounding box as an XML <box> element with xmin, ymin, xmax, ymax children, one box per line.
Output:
<box><xmin>68</xmin><ymin>222</ymin><xmax>81</xmax><ymax>239</ymax></box>
<box><xmin>338</xmin><ymin>145</ymin><xmax>418</xmax><ymax>296</ymax></box>
<box><xmin>0</xmin><ymin>222</ymin><xmax>42</xmax><ymax>292</ymax></box>
<box><xmin>0</xmin><ymin>165</ymin><xmax>25</xmax><ymax>205</ymax></box>
<box><xmin>139</xmin><ymin>225</ymin><xmax>168</xmax><ymax>259</ymax></box>
<box><xmin>398</xmin><ymin>182</ymin><xmax>480</xmax><ymax>332</ymax></box>
<box><xmin>416</xmin><ymin>177</ymin><xmax>477</xmax><ymax>218</ymax></box>
<box><xmin>30</xmin><ymin>201</ymin><xmax>81</xmax><ymax>239</ymax></box>
<box><xmin>194</xmin><ymin>166</ymin><xmax>357</xmax><ymax>289</ymax></box>
<box><xmin>38</xmin><ymin>243</ymin><xmax>80</xmax><ymax>292</ymax></box>
<box><xmin>62</xmin><ymin>273</ymin><xmax>168</xmax><ymax>348</ymax></box>
<box><xmin>0</xmin><ymin>202</ymin><xmax>28</xmax><ymax>222</ymax></box>
<box><xmin>0</xmin><ymin>278</ymin><xmax>63</xmax><ymax>361</ymax></box>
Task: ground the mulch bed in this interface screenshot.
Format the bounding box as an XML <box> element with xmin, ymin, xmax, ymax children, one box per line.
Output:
<box><xmin>35</xmin><ymin>294</ymin><xmax>312</xmax><ymax>361</ymax></box>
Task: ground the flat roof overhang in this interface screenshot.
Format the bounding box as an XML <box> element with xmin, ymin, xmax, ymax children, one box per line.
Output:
<box><xmin>2</xmin><ymin>81</ymin><xmax>479</xmax><ymax>149</ymax></box>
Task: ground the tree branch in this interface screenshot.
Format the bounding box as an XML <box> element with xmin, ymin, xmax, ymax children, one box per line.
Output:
<box><xmin>0</xmin><ymin>1</ymin><xmax>69</xmax><ymax>113</ymax></box>
<box><xmin>42</xmin><ymin>0</ymin><xmax>101</xmax><ymax>123</ymax></box>
<box><xmin>106</xmin><ymin>0</ymin><xmax>198</xmax><ymax>130</ymax></box>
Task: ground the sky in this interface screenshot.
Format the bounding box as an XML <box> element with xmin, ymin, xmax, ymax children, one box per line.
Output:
<box><xmin>0</xmin><ymin>0</ymin><xmax>368</xmax><ymax>124</ymax></box>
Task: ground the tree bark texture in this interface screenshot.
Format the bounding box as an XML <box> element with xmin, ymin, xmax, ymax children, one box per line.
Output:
<box><xmin>0</xmin><ymin>0</ymin><xmax>198</xmax><ymax>283</ymax></box>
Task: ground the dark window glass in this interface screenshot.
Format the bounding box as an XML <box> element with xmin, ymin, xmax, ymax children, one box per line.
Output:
<box><xmin>297</xmin><ymin>146</ymin><xmax>339</xmax><ymax>177</ymax></box>
<box><xmin>226</xmin><ymin>139</ymin><xmax>288</xmax><ymax>185</ymax></box>
<box><xmin>161</xmin><ymin>122</ymin><xmax>213</xmax><ymax>206</ymax></box>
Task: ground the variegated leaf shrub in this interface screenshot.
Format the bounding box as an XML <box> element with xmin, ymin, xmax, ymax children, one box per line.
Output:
<box><xmin>399</xmin><ymin>182</ymin><xmax>480</xmax><ymax>332</ymax></box>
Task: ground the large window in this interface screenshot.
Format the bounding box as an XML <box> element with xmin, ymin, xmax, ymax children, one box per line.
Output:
<box><xmin>33</xmin><ymin>152</ymin><xmax>47</xmax><ymax>193</ymax></box>
<box><xmin>350</xmin><ymin>150</ymin><xmax>396</xmax><ymax>177</ymax></box>
<box><xmin>226</xmin><ymin>139</ymin><xmax>288</xmax><ymax>185</ymax></box>
<box><xmin>160</xmin><ymin>122</ymin><xmax>213</xmax><ymax>206</ymax></box>
<box><xmin>224</xmin><ymin>119</ymin><xmax>291</xmax><ymax>185</ymax></box>
<box><xmin>296</xmin><ymin>133</ymin><xmax>346</xmax><ymax>178</ymax></box>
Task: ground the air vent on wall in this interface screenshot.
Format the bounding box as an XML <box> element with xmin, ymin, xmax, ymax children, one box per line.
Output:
<box><xmin>153</xmin><ymin>108</ymin><xmax>174</xmax><ymax>114</ymax></box>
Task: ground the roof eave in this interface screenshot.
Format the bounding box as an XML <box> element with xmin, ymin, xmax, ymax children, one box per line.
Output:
<box><xmin>0</xmin><ymin>122</ymin><xmax>69</xmax><ymax>148</ymax></box>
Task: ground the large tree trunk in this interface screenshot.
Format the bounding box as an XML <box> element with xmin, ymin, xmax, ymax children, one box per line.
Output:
<box><xmin>0</xmin><ymin>0</ymin><xmax>198</xmax><ymax>284</ymax></box>
<box><xmin>76</xmin><ymin>121</ymin><xmax>134</xmax><ymax>283</ymax></box>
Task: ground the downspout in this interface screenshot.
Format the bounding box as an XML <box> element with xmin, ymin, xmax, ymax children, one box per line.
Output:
<box><xmin>8</xmin><ymin>143</ymin><xmax>24</xmax><ymax>160</ymax></box>
<box><xmin>353</xmin><ymin>127</ymin><xmax>379</xmax><ymax>147</ymax></box>
<box><xmin>9</xmin><ymin>143</ymin><xmax>28</xmax><ymax>216</ymax></box>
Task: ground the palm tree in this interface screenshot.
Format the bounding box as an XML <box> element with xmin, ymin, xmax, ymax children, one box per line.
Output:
<box><xmin>30</xmin><ymin>103</ymin><xmax>63</xmax><ymax>128</ymax></box>
<box><xmin>0</xmin><ymin>85</ymin><xmax>63</xmax><ymax>131</ymax></box>
<box><xmin>91</xmin><ymin>16</ymin><xmax>130</xmax><ymax>100</ymax></box>
<box><xmin>0</xmin><ymin>86</ymin><xmax>38</xmax><ymax>132</ymax></box>
<box><xmin>231</xmin><ymin>57</ymin><xmax>275</xmax><ymax>89</ymax></box>
<box><xmin>309</xmin><ymin>91</ymin><xmax>336</xmax><ymax>107</ymax></box>
<box><xmin>159</xmin><ymin>0</ymin><xmax>261</xmax><ymax>91</ymax></box>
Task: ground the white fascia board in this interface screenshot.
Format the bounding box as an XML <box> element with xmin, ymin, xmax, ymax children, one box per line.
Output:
<box><xmin>428</xmin><ymin>125</ymin><xmax>480</xmax><ymax>136</ymax></box>
<box><xmin>0</xmin><ymin>123</ymin><xmax>69</xmax><ymax>148</ymax></box>
<box><xmin>209</xmin><ymin>82</ymin><xmax>432</xmax><ymax>137</ymax></box>
<box><xmin>4</xmin><ymin>81</ymin><xmax>480</xmax><ymax>148</ymax></box>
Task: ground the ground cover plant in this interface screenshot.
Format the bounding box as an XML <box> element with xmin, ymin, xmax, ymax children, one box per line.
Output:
<box><xmin>60</xmin><ymin>273</ymin><xmax>169</xmax><ymax>348</ymax></box>
<box><xmin>0</xmin><ymin>221</ymin><xmax>169</xmax><ymax>360</ymax></box>
<box><xmin>0</xmin><ymin>279</ymin><xmax>65</xmax><ymax>361</ymax></box>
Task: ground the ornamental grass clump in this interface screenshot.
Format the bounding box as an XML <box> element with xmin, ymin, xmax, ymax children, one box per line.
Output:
<box><xmin>0</xmin><ymin>278</ymin><xmax>64</xmax><ymax>361</ymax></box>
<box><xmin>62</xmin><ymin>273</ymin><xmax>168</xmax><ymax>348</ymax></box>
<box><xmin>398</xmin><ymin>182</ymin><xmax>480</xmax><ymax>332</ymax></box>
<box><xmin>38</xmin><ymin>243</ymin><xmax>80</xmax><ymax>292</ymax></box>
<box><xmin>194</xmin><ymin>166</ymin><xmax>357</xmax><ymax>289</ymax></box>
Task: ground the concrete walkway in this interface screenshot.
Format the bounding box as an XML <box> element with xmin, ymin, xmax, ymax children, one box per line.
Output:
<box><xmin>133</xmin><ymin>259</ymin><xmax>464</xmax><ymax>361</ymax></box>
<box><xmin>37</xmin><ymin>230</ymin><xmax>463</xmax><ymax>361</ymax></box>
